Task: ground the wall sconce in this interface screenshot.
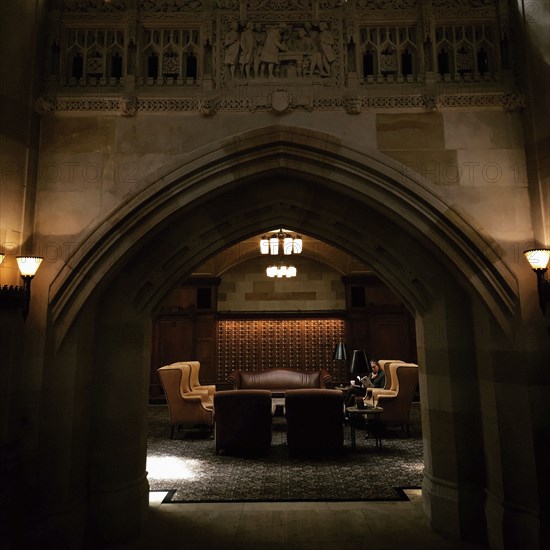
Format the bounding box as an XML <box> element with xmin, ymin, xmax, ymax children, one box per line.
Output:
<box><xmin>0</xmin><ymin>254</ymin><xmax>43</xmax><ymax>320</ymax></box>
<box><xmin>523</xmin><ymin>249</ymin><xmax>550</xmax><ymax>314</ymax></box>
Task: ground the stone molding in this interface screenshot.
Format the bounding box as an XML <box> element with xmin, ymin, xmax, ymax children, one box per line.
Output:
<box><xmin>40</xmin><ymin>90</ymin><xmax>525</xmax><ymax>114</ymax></box>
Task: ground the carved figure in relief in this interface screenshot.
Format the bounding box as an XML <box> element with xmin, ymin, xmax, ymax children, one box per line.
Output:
<box><xmin>119</xmin><ymin>96</ymin><xmax>138</xmax><ymax>117</ymax></box>
<box><xmin>224</xmin><ymin>21</ymin><xmax>240</xmax><ymax>78</ymax></box>
<box><xmin>304</xmin><ymin>22</ymin><xmax>326</xmax><ymax>78</ymax></box>
<box><xmin>292</xmin><ymin>28</ymin><xmax>313</xmax><ymax>75</ymax></box>
<box><xmin>199</xmin><ymin>97</ymin><xmax>219</xmax><ymax>116</ymax></box>
<box><xmin>253</xmin><ymin>23</ymin><xmax>266</xmax><ymax>78</ymax></box>
<box><xmin>344</xmin><ymin>96</ymin><xmax>363</xmax><ymax>114</ymax></box>
<box><xmin>260</xmin><ymin>27</ymin><xmax>287</xmax><ymax>78</ymax></box>
<box><xmin>319</xmin><ymin>22</ymin><xmax>336</xmax><ymax>77</ymax></box>
<box><xmin>34</xmin><ymin>96</ymin><xmax>56</xmax><ymax>115</ymax></box>
<box><xmin>239</xmin><ymin>22</ymin><xmax>255</xmax><ymax>79</ymax></box>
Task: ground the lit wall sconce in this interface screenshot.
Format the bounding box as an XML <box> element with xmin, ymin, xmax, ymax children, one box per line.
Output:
<box><xmin>523</xmin><ymin>248</ymin><xmax>550</xmax><ymax>314</ymax></box>
<box><xmin>0</xmin><ymin>254</ymin><xmax>43</xmax><ymax>320</ymax></box>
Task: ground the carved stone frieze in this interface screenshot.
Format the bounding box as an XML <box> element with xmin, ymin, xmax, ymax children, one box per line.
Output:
<box><xmin>356</xmin><ymin>0</ymin><xmax>417</xmax><ymax>8</ymax></box>
<box><xmin>441</xmin><ymin>92</ymin><xmax>524</xmax><ymax>109</ymax></box>
<box><xmin>356</xmin><ymin>0</ymin><xmax>418</xmax><ymax>17</ymax></box>
<box><xmin>62</xmin><ymin>0</ymin><xmax>128</xmax><ymax>12</ymax></box>
<box><xmin>140</xmin><ymin>0</ymin><xmax>205</xmax><ymax>12</ymax></box>
<box><xmin>47</xmin><ymin>0</ymin><xmax>516</xmax><ymax>103</ymax></box>
<box><xmin>42</xmin><ymin>89</ymin><xmax>524</xmax><ymax>114</ymax></box>
<box><xmin>432</xmin><ymin>0</ymin><xmax>496</xmax><ymax>17</ymax></box>
<box><xmin>365</xmin><ymin>95</ymin><xmax>423</xmax><ymax>108</ymax></box>
<box><xmin>212</xmin><ymin>0</ymin><xmax>240</xmax><ymax>9</ymax></box>
<box><xmin>54</xmin><ymin>97</ymin><xmax>121</xmax><ymax>111</ymax></box>
<box><xmin>247</xmin><ymin>1</ymin><xmax>313</xmax><ymax>10</ymax></box>
<box><xmin>138</xmin><ymin>98</ymin><xmax>199</xmax><ymax>110</ymax></box>
<box><xmin>218</xmin><ymin>18</ymin><xmax>342</xmax><ymax>87</ymax></box>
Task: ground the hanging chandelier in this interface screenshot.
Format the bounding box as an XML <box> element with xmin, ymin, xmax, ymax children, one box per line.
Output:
<box><xmin>261</xmin><ymin>229</ymin><xmax>301</xmax><ymax>278</ymax></box>
<box><xmin>260</xmin><ymin>229</ymin><xmax>302</xmax><ymax>256</ymax></box>
<box><xmin>266</xmin><ymin>262</ymin><xmax>297</xmax><ymax>278</ymax></box>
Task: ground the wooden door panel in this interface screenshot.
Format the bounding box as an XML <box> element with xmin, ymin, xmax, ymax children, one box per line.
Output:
<box><xmin>150</xmin><ymin>318</ymin><xmax>194</xmax><ymax>400</ymax></box>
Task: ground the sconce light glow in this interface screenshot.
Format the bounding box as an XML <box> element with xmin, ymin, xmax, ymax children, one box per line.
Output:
<box><xmin>16</xmin><ymin>256</ymin><xmax>43</xmax><ymax>277</ymax></box>
<box><xmin>0</xmin><ymin>253</ymin><xmax>5</xmax><ymax>265</ymax></box>
<box><xmin>523</xmin><ymin>248</ymin><xmax>550</xmax><ymax>315</ymax></box>
<box><xmin>523</xmin><ymin>249</ymin><xmax>550</xmax><ymax>271</ymax></box>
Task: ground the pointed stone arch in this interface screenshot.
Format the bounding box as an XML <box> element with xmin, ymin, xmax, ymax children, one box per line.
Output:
<box><xmin>49</xmin><ymin>125</ymin><xmax>518</xmax><ymax>343</ymax></box>
<box><xmin>41</xmin><ymin>125</ymin><xmax>524</xmax><ymax>546</ymax></box>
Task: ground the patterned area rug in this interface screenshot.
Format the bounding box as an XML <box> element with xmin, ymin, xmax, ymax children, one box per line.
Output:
<box><xmin>147</xmin><ymin>403</ymin><xmax>423</xmax><ymax>503</ymax></box>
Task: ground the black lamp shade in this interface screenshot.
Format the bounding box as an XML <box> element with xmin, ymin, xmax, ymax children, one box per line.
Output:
<box><xmin>332</xmin><ymin>342</ymin><xmax>347</xmax><ymax>360</ymax></box>
<box><xmin>350</xmin><ymin>350</ymin><xmax>371</xmax><ymax>376</ymax></box>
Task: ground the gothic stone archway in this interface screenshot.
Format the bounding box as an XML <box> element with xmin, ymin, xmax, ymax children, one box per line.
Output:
<box><xmin>41</xmin><ymin>127</ymin><xmax>536</xmax><ymax>548</ymax></box>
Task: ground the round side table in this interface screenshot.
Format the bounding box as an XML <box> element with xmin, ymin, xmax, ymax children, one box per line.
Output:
<box><xmin>346</xmin><ymin>405</ymin><xmax>384</xmax><ymax>449</ymax></box>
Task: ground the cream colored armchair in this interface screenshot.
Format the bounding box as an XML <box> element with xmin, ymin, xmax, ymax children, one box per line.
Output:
<box><xmin>185</xmin><ymin>360</ymin><xmax>216</xmax><ymax>398</ymax></box>
<box><xmin>373</xmin><ymin>363</ymin><xmax>418</xmax><ymax>436</ymax></box>
<box><xmin>377</xmin><ymin>359</ymin><xmax>405</xmax><ymax>391</ymax></box>
<box><xmin>157</xmin><ymin>363</ymin><xmax>214</xmax><ymax>439</ymax></box>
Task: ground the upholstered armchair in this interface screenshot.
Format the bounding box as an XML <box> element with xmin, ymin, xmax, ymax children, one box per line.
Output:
<box><xmin>213</xmin><ymin>390</ymin><xmax>272</xmax><ymax>455</ymax></box>
<box><xmin>186</xmin><ymin>360</ymin><xmax>216</xmax><ymax>398</ymax></box>
<box><xmin>285</xmin><ymin>389</ymin><xmax>344</xmax><ymax>454</ymax></box>
<box><xmin>374</xmin><ymin>363</ymin><xmax>419</xmax><ymax>436</ymax></box>
<box><xmin>157</xmin><ymin>363</ymin><xmax>214</xmax><ymax>439</ymax></box>
<box><xmin>377</xmin><ymin>359</ymin><xmax>405</xmax><ymax>390</ymax></box>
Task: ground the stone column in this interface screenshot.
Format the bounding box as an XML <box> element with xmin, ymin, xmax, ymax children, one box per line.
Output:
<box><xmin>418</xmin><ymin>289</ymin><xmax>488</xmax><ymax>544</ymax></box>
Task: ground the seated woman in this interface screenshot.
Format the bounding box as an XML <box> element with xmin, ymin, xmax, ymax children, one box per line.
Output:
<box><xmin>344</xmin><ymin>360</ymin><xmax>385</xmax><ymax>407</ymax></box>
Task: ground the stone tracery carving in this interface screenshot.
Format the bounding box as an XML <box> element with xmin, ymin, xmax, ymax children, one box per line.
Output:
<box><xmin>41</xmin><ymin>89</ymin><xmax>524</xmax><ymax>114</ymax></box>
<box><xmin>140</xmin><ymin>0</ymin><xmax>205</xmax><ymax>11</ymax></box>
<box><xmin>44</xmin><ymin>0</ymin><xmax>519</xmax><ymax>113</ymax></box>
<box><xmin>62</xmin><ymin>0</ymin><xmax>127</xmax><ymax>12</ymax></box>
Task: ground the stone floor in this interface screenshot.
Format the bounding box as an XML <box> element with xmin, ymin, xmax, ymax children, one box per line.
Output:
<box><xmin>96</xmin><ymin>490</ymin><xmax>487</xmax><ymax>550</ymax></box>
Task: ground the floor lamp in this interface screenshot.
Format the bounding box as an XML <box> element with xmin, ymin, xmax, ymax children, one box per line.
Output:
<box><xmin>332</xmin><ymin>342</ymin><xmax>347</xmax><ymax>386</ymax></box>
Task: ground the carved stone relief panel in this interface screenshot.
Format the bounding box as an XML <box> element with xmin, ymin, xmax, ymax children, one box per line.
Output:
<box><xmin>42</xmin><ymin>0</ymin><xmax>520</xmax><ymax>113</ymax></box>
<box><xmin>217</xmin><ymin>16</ymin><xmax>341</xmax><ymax>87</ymax></box>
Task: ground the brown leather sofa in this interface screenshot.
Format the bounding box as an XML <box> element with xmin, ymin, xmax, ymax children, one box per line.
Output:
<box><xmin>213</xmin><ymin>390</ymin><xmax>273</xmax><ymax>455</ymax></box>
<box><xmin>228</xmin><ymin>368</ymin><xmax>332</xmax><ymax>396</ymax></box>
<box><xmin>285</xmin><ymin>389</ymin><xmax>344</xmax><ymax>454</ymax></box>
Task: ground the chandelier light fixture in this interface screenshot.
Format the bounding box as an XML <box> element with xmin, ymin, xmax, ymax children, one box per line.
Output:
<box><xmin>266</xmin><ymin>262</ymin><xmax>297</xmax><ymax>278</ymax></box>
<box><xmin>261</xmin><ymin>229</ymin><xmax>301</xmax><ymax>278</ymax></box>
<box><xmin>260</xmin><ymin>229</ymin><xmax>302</xmax><ymax>256</ymax></box>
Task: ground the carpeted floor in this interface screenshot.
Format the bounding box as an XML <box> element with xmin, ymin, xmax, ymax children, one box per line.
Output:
<box><xmin>146</xmin><ymin>402</ymin><xmax>423</xmax><ymax>503</ymax></box>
